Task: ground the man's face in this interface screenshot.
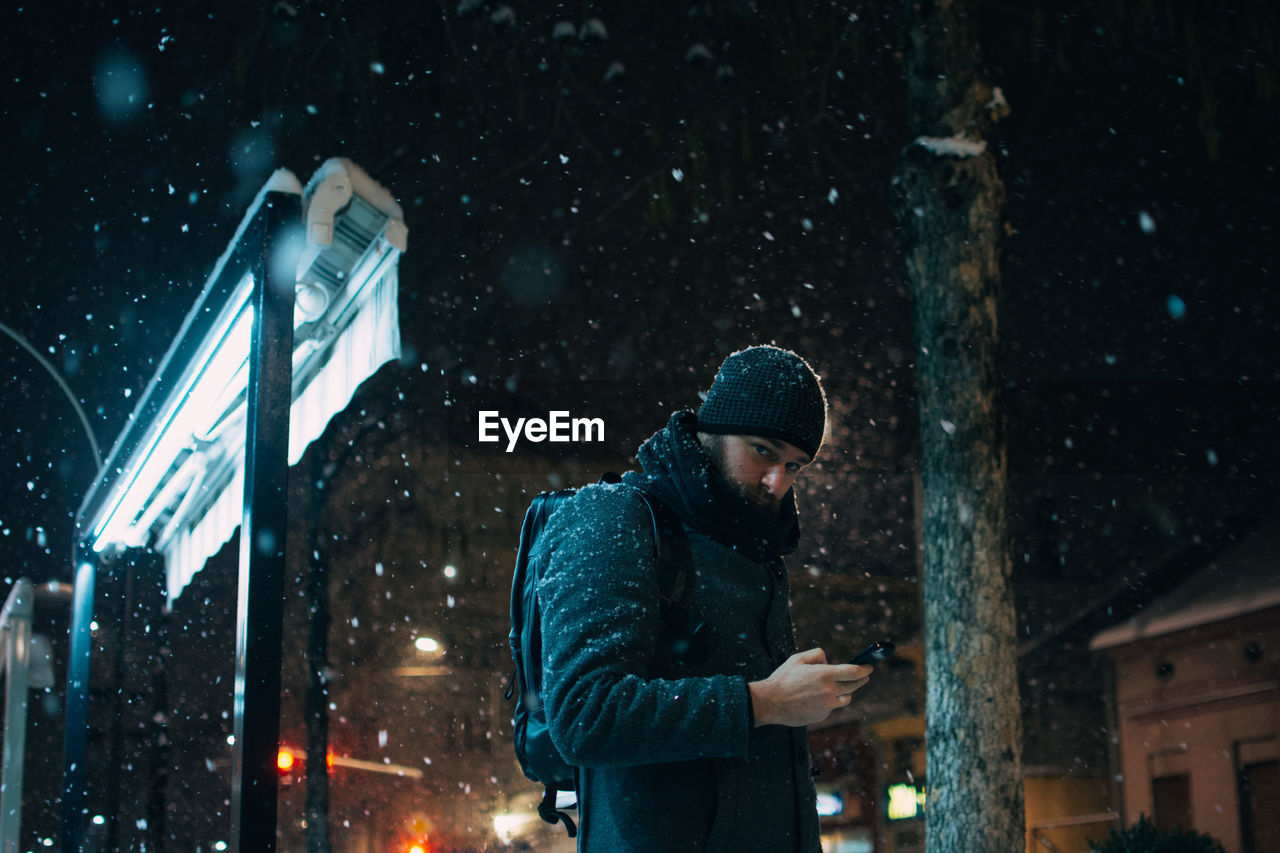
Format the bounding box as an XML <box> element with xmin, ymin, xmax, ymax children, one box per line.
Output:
<box><xmin>705</xmin><ymin>434</ymin><xmax>812</xmax><ymax>515</ymax></box>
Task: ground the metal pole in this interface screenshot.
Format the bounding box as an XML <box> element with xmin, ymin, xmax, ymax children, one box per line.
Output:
<box><xmin>61</xmin><ymin>553</ymin><xmax>96</xmax><ymax>852</ymax></box>
<box><xmin>1</xmin><ymin>578</ymin><xmax>34</xmax><ymax>853</ymax></box>
<box><xmin>305</xmin><ymin>448</ymin><xmax>332</xmax><ymax>853</ymax></box>
<box><xmin>230</xmin><ymin>192</ymin><xmax>298</xmax><ymax>853</ymax></box>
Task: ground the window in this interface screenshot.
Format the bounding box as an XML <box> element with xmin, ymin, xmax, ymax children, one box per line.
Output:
<box><xmin>1240</xmin><ymin>761</ymin><xmax>1279</xmax><ymax>853</ymax></box>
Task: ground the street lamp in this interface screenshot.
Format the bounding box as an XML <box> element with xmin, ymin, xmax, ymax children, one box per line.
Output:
<box><xmin>0</xmin><ymin>321</ymin><xmax>103</xmax><ymax>471</ymax></box>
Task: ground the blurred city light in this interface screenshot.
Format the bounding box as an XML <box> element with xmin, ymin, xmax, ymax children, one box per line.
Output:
<box><xmin>493</xmin><ymin>811</ymin><xmax>543</xmax><ymax>843</ymax></box>
<box><xmin>815</xmin><ymin>789</ymin><xmax>844</xmax><ymax>817</ymax></box>
<box><xmin>886</xmin><ymin>783</ymin><xmax>927</xmax><ymax>821</ymax></box>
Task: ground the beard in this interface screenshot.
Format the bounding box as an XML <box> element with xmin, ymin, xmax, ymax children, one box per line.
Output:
<box><xmin>701</xmin><ymin>435</ymin><xmax>782</xmax><ymax>517</ymax></box>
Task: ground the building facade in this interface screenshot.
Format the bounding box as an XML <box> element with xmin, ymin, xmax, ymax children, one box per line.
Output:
<box><xmin>1092</xmin><ymin>520</ymin><xmax>1280</xmax><ymax>853</ymax></box>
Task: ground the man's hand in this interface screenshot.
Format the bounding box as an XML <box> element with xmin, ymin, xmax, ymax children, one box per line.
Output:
<box><xmin>747</xmin><ymin>648</ymin><xmax>872</xmax><ymax>728</ymax></box>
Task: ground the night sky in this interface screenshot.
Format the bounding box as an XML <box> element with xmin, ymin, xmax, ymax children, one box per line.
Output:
<box><xmin>1</xmin><ymin>0</ymin><xmax>1278</xmax><ymax>847</ymax></box>
<box><xmin>2</xmin><ymin>1</ymin><xmax>1272</xmax><ymax>583</ymax></box>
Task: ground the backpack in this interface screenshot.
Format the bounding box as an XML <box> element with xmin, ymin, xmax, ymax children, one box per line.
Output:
<box><xmin>505</xmin><ymin>477</ymin><xmax>704</xmax><ymax>837</ymax></box>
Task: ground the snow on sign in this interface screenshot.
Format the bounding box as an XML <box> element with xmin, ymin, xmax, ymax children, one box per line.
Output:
<box><xmin>78</xmin><ymin>158</ymin><xmax>408</xmax><ymax>603</ymax></box>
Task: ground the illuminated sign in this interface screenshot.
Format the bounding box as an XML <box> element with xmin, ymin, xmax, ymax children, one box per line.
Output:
<box><xmin>886</xmin><ymin>783</ymin><xmax>927</xmax><ymax>820</ymax></box>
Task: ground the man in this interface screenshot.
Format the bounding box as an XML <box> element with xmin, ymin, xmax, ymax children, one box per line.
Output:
<box><xmin>536</xmin><ymin>345</ymin><xmax>872</xmax><ymax>851</ymax></box>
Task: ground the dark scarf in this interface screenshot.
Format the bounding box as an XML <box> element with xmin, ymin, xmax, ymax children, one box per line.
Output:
<box><xmin>622</xmin><ymin>410</ymin><xmax>801</xmax><ymax>560</ymax></box>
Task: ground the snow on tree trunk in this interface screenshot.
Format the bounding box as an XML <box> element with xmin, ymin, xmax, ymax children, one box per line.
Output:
<box><xmin>897</xmin><ymin>1</ymin><xmax>1025</xmax><ymax>851</ymax></box>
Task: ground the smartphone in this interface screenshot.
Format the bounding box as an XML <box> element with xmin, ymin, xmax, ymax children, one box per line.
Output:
<box><xmin>848</xmin><ymin>640</ymin><xmax>895</xmax><ymax>666</ymax></box>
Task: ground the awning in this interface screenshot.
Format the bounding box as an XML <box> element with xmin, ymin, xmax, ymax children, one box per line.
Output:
<box><xmin>77</xmin><ymin>158</ymin><xmax>407</xmax><ymax>603</ymax></box>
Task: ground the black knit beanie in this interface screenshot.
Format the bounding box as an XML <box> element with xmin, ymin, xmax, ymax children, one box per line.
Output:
<box><xmin>696</xmin><ymin>345</ymin><xmax>827</xmax><ymax>458</ymax></box>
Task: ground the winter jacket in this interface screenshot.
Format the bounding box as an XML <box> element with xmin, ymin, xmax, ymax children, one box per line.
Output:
<box><xmin>535</xmin><ymin>411</ymin><xmax>820</xmax><ymax>852</ymax></box>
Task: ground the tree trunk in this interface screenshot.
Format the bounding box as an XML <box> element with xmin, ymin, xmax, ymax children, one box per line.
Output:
<box><xmin>898</xmin><ymin>1</ymin><xmax>1025</xmax><ymax>850</ymax></box>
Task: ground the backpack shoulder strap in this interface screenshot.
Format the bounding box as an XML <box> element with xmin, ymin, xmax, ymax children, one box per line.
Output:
<box><xmin>633</xmin><ymin>489</ymin><xmax>706</xmax><ymax>644</ymax></box>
